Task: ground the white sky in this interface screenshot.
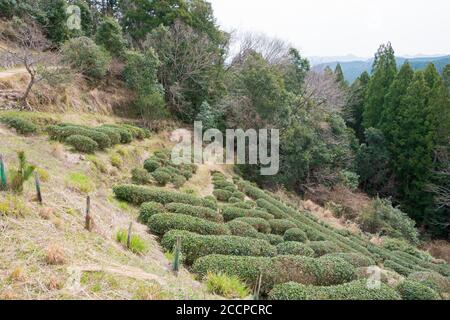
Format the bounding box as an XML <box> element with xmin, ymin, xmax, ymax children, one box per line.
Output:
<box><xmin>208</xmin><ymin>0</ymin><xmax>450</xmax><ymax>58</ymax></box>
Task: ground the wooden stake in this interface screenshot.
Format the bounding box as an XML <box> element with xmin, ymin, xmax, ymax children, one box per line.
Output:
<box><xmin>127</xmin><ymin>222</ymin><xmax>133</xmax><ymax>249</ymax></box>
<box><xmin>34</xmin><ymin>171</ymin><xmax>42</xmax><ymax>204</ymax></box>
<box><xmin>0</xmin><ymin>155</ymin><xmax>7</xmax><ymax>190</ymax></box>
<box><xmin>85</xmin><ymin>196</ymin><xmax>93</xmax><ymax>231</ymax></box>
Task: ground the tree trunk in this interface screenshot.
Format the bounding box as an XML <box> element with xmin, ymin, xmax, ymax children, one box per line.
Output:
<box><xmin>21</xmin><ymin>75</ymin><xmax>35</xmax><ymax>111</ymax></box>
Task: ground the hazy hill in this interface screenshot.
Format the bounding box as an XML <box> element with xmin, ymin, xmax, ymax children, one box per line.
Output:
<box><xmin>313</xmin><ymin>55</ymin><xmax>450</xmax><ymax>83</ymax></box>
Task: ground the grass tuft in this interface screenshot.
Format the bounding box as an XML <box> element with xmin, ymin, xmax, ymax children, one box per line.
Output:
<box><xmin>116</xmin><ymin>229</ymin><xmax>148</xmax><ymax>255</ymax></box>
<box><xmin>205</xmin><ymin>272</ymin><xmax>250</xmax><ymax>299</ymax></box>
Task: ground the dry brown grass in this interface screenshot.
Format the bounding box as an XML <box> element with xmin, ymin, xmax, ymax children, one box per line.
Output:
<box><xmin>8</xmin><ymin>266</ymin><xmax>26</xmax><ymax>282</ymax></box>
<box><xmin>39</xmin><ymin>207</ymin><xmax>54</xmax><ymax>220</ymax></box>
<box><xmin>45</xmin><ymin>243</ymin><xmax>66</xmax><ymax>265</ymax></box>
<box><xmin>422</xmin><ymin>240</ymin><xmax>450</xmax><ymax>264</ymax></box>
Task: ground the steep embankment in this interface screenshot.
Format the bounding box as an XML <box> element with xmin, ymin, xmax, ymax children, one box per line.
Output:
<box><xmin>0</xmin><ymin>112</ymin><xmax>217</xmax><ymax>300</ymax></box>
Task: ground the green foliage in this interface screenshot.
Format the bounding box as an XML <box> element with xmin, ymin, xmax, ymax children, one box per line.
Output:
<box><xmin>196</xmin><ymin>101</ymin><xmax>221</xmax><ymax>131</ymax></box>
<box><xmin>161</xmin><ymin>230</ymin><xmax>276</xmax><ymax>265</ymax></box>
<box><xmin>396</xmin><ymin>280</ymin><xmax>440</xmax><ymax>300</ymax></box>
<box><xmin>65</xmin><ymin>135</ymin><xmax>98</xmax><ymax>153</ymax></box>
<box><xmin>115</xmin><ymin>229</ymin><xmax>147</xmax><ymax>255</ymax></box>
<box><xmin>323</xmin><ymin>253</ymin><xmax>375</xmax><ymax>268</ymax></box>
<box><xmin>256</xmin><ymin>198</ymin><xmax>289</xmax><ymax>219</ymax></box>
<box><xmin>226</xmin><ymin>220</ymin><xmax>260</xmax><ymax>238</ymax></box>
<box><xmin>407</xmin><ymin>272</ymin><xmax>450</xmax><ymax>297</ymax></box>
<box><xmin>171</xmin><ymin>174</ymin><xmax>187</xmax><ymax>188</ymax></box>
<box><xmin>283</xmin><ymin>228</ymin><xmax>308</xmax><ymax>243</ymax></box>
<box><xmin>344</xmin><ymin>71</ymin><xmax>370</xmax><ymax>141</ymax></box>
<box><xmin>205</xmin><ymin>272</ymin><xmax>251</xmax><ymax>299</ymax></box>
<box><xmin>131</xmin><ymin>167</ymin><xmax>152</xmax><ymax>185</ymax></box>
<box><xmin>65</xmin><ymin>172</ymin><xmax>94</xmax><ymax>194</ymax></box>
<box><xmin>268</xmin><ymin>219</ymin><xmax>297</xmax><ymax>235</ymax></box>
<box><xmin>151</xmin><ymin>168</ymin><xmax>171</xmax><ymax>186</ymax></box>
<box><xmin>257</xmin><ymin>233</ymin><xmax>284</xmax><ymax>246</ymax></box>
<box><xmin>269</xmin><ymin>280</ymin><xmax>401</xmax><ymax>300</ymax></box>
<box><xmin>9</xmin><ymin>151</ymin><xmax>35</xmax><ymax>193</ymax></box>
<box><xmin>308</xmin><ymin>241</ymin><xmax>342</xmax><ymax>257</ymax></box>
<box><xmin>37</xmin><ymin>0</ymin><xmax>69</xmax><ymax>44</ymax></box>
<box><xmin>276</xmin><ymin>242</ymin><xmax>315</xmax><ymax>257</ymax></box>
<box><xmin>113</xmin><ymin>184</ymin><xmax>215</xmax><ymax>208</ymax></box>
<box><xmin>0</xmin><ymin>115</ymin><xmax>37</xmax><ymax>135</ymax></box>
<box><xmin>363</xmin><ymin>42</ymin><xmax>397</xmax><ymax>128</ymax></box>
<box><xmin>234</xmin><ymin>217</ymin><xmax>271</xmax><ymax>233</ymax></box>
<box><xmin>138</xmin><ymin>202</ymin><xmax>165</xmax><ymax>224</ymax></box>
<box><xmin>165</xmin><ymin>203</ymin><xmax>221</xmax><ymax>222</ymax></box>
<box><xmin>62</xmin><ymin>37</ymin><xmax>111</xmax><ymax>80</ymax></box>
<box><xmin>359</xmin><ymin>198</ymin><xmax>420</xmax><ymax>245</ymax></box>
<box><xmin>213</xmin><ymin>189</ymin><xmax>233</xmax><ymax>202</ymax></box>
<box><xmin>222</xmin><ymin>206</ymin><xmax>274</xmax><ymax>222</ymax></box>
<box><xmin>148</xmin><ymin>213</ymin><xmax>230</xmax><ymax>236</ymax></box>
<box><xmin>143</xmin><ymin>159</ymin><xmax>160</xmax><ymax>173</ymax></box>
<box><xmin>192</xmin><ymin>254</ymin><xmax>356</xmax><ymax>294</ymax></box>
<box><xmin>282</xmin><ymin>48</ymin><xmax>310</xmax><ymax>95</ymax></box>
<box><xmin>95</xmin><ymin>17</ymin><xmax>126</xmax><ymax>56</ymax></box>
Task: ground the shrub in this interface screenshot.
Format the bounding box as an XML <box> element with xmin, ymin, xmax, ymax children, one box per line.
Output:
<box><xmin>8</xmin><ymin>151</ymin><xmax>35</xmax><ymax>193</ymax></box>
<box><xmin>138</xmin><ymin>202</ymin><xmax>165</xmax><ymax>224</ymax></box>
<box><xmin>204</xmin><ymin>272</ymin><xmax>251</xmax><ymax>299</ymax></box>
<box><xmin>0</xmin><ymin>115</ymin><xmax>37</xmax><ymax>135</ymax></box>
<box><xmin>213</xmin><ymin>189</ymin><xmax>233</xmax><ymax>202</ymax></box>
<box><xmin>301</xmin><ymin>225</ymin><xmax>326</xmax><ymax>241</ymax></box>
<box><xmin>95</xmin><ymin>127</ymin><xmax>121</xmax><ymax>145</ymax></box>
<box><xmin>256</xmin><ymin>199</ymin><xmax>288</xmax><ymax>219</ymax></box>
<box><xmin>222</xmin><ymin>206</ymin><xmax>274</xmax><ymax>222</ymax></box>
<box><xmin>152</xmin><ymin>168</ymin><xmax>171</xmax><ymax>186</ymax></box>
<box><xmin>269</xmin><ymin>219</ymin><xmax>297</xmax><ymax>235</ymax></box>
<box><xmin>143</xmin><ymin>159</ymin><xmax>160</xmax><ymax>173</ymax></box>
<box><xmin>95</xmin><ymin>17</ymin><xmax>126</xmax><ymax>56</ymax></box>
<box><xmin>131</xmin><ymin>167</ymin><xmax>152</xmax><ymax>185</ymax></box>
<box><xmin>66</xmin><ymin>135</ymin><xmax>98</xmax><ymax>153</ymax></box>
<box><xmin>396</xmin><ymin>280</ymin><xmax>440</xmax><ymax>300</ymax></box>
<box><xmin>226</xmin><ymin>220</ymin><xmax>260</xmax><ymax>238</ymax></box>
<box><xmin>228</xmin><ymin>197</ymin><xmax>240</xmax><ymax>204</ymax></box>
<box><xmin>165</xmin><ymin>203</ymin><xmax>221</xmax><ymax>222</ymax></box>
<box><xmin>161</xmin><ymin>230</ymin><xmax>276</xmax><ymax>265</ymax></box>
<box><xmin>257</xmin><ymin>233</ymin><xmax>284</xmax><ymax>245</ymax></box>
<box><xmin>284</xmin><ymin>228</ymin><xmax>308</xmax><ymax>243</ymax></box>
<box><xmin>148</xmin><ymin>213</ymin><xmax>230</xmax><ymax>236</ymax></box>
<box><xmin>101</xmin><ymin>125</ymin><xmax>133</xmax><ymax>143</ymax></box>
<box><xmin>171</xmin><ymin>174</ymin><xmax>187</xmax><ymax>188</ymax></box>
<box><xmin>276</xmin><ymin>242</ymin><xmax>315</xmax><ymax>257</ymax></box>
<box><xmin>323</xmin><ymin>253</ymin><xmax>375</xmax><ymax>268</ymax></box>
<box><xmin>359</xmin><ymin>198</ymin><xmax>420</xmax><ymax>245</ymax></box>
<box><xmin>407</xmin><ymin>272</ymin><xmax>450</xmax><ymax>296</ymax></box>
<box><xmin>62</xmin><ymin>36</ymin><xmax>111</xmax><ymax>80</ymax></box>
<box><xmin>269</xmin><ymin>280</ymin><xmax>401</xmax><ymax>300</ymax></box>
<box><xmin>113</xmin><ymin>184</ymin><xmax>217</xmax><ymax>208</ymax></box>
<box><xmin>308</xmin><ymin>241</ymin><xmax>342</xmax><ymax>257</ymax></box>
<box><xmin>110</xmin><ymin>153</ymin><xmax>123</xmax><ymax>169</ymax></box>
<box><xmin>192</xmin><ymin>254</ymin><xmax>356</xmax><ymax>294</ymax></box>
<box><xmin>203</xmin><ymin>196</ymin><xmax>218</xmax><ymax>210</ymax></box>
<box><xmin>233</xmin><ymin>201</ymin><xmax>255</xmax><ymax>209</ymax></box>
<box><xmin>382</xmin><ymin>238</ymin><xmax>431</xmax><ymax>261</ymax></box>
<box><xmin>384</xmin><ymin>260</ymin><xmax>413</xmax><ymax>276</ymax></box>
<box><xmin>116</xmin><ymin>229</ymin><xmax>147</xmax><ymax>255</ymax></box>
<box><xmin>51</xmin><ymin>125</ymin><xmax>111</xmax><ymax>149</ymax></box>
<box><xmin>235</xmin><ymin>217</ymin><xmax>271</xmax><ymax>233</ymax></box>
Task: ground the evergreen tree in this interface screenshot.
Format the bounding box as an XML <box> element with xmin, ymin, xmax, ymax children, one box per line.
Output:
<box><xmin>363</xmin><ymin>43</ymin><xmax>397</xmax><ymax>129</ymax></box>
<box><xmin>334</xmin><ymin>63</ymin><xmax>348</xmax><ymax>88</ymax></box>
<box><xmin>95</xmin><ymin>16</ymin><xmax>126</xmax><ymax>56</ymax></box>
<box><xmin>443</xmin><ymin>64</ymin><xmax>450</xmax><ymax>89</ymax></box>
<box><xmin>283</xmin><ymin>48</ymin><xmax>310</xmax><ymax>95</ymax></box>
<box><xmin>344</xmin><ymin>71</ymin><xmax>370</xmax><ymax>142</ymax></box>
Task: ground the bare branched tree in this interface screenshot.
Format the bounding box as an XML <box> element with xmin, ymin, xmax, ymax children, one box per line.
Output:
<box><xmin>0</xmin><ymin>18</ymin><xmax>69</xmax><ymax>110</ymax></box>
<box><xmin>231</xmin><ymin>32</ymin><xmax>291</xmax><ymax>65</ymax></box>
<box><xmin>428</xmin><ymin>145</ymin><xmax>450</xmax><ymax>208</ymax></box>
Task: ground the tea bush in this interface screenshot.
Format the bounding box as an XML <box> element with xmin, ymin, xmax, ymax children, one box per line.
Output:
<box><xmin>276</xmin><ymin>242</ymin><xmax>315</xmax><ymax>257</ymax></box>
<box><xmin>234</xmin><ymin>217</ymin><xmax>271</xmax><ymax>233</ymax></box>
<box><xmin>308</xmin><ymin>241</ymin><xmax>342</xmax><ymax>257</ymax></box>
<box><xmin>283</xmin><ymin>228</ymin><xmax>308</xmax><ymax>243</ymax></box>
<box><xmin>269</xmin><ymin>219</ymin><xmax>297</xmax><ymax>235</ymax></box>
<box><xmin>138</xmin><ymin>202</ymin><xmax>165</xmax><ymax>224</ymax></box>
<box><xmin>222</xmin><ymin>206</ymin><xmax>274</xmax><ymax>222</ymax></box>
<box><xmin>165</xmin><ymin>203</ymin><xmax>221</xmax><ymax>222</ymax></box>
<box><xmin>226</xmin><ymin>220</ymin><xmax>260</xmax><ymax>238</ymax></box>
<box><xmin>66</xmin><ymin>135</ymin><xmax>98</xmax><ymax>153</ymax></box>
<box><xmin>396</xmin><ymin>280</ymin><xmax>440</xmax><ymax>300</ymax></box>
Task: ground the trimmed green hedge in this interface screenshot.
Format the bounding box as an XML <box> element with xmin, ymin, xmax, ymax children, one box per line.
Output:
<box><xmin>276</xmin><ymin>242</ymin><xmax>315</xmax><ymax>257</ymax></box>
<box><xmin>269</xmin><ymin>280</ymin><xmax>401</xmax><ymax>300</ymax></box>
<box><xmin>256</xmin><ymin>233</ymin><xmax>284</xmax><ymax>245</ymax></box>
<box><xmin>222</xmin><ymin>206</ymin><xmax>274</xmax><ymax>222</ymax></box>
<box><xmin>308</xmin><ymin>241</ymin><xmax>342</xmax><ymax>257</ymax></box>
<box><xmin>256</xmin><ymin>198</ymin><xmax>289</xmax><ymax>219</ymax></box>
<box><xmin>269</xmin><ymin>219</ymin><xmax>297</xmax><ymax>235</ymax></box>
<box><xmin>284</xmin><ymin>228</ymin><xmax>308</xmax><ymax>243</ymax></box>
<box><xmin>152</xmin><ymin>168</ymin><xmax>172</xmax><ymax>186</ymax></box>
<box><xmin>165</xmin><ymin>203</ymin><xmax>222</xmax><ymax>222</ymax></box>
<box><xmin>66</xmin><ymin>135</ymin><xmax>98</xmax><ymax>153</ymax></box>
<box><xmin>323</xmin><ymin>253</ymin><xmax>375</xmax><ymax>268</ymax></box>
<box><xmin>144</xmin><ymin>159</ymin><xmax>160</xmax><ymax>173</ymax></box>
<box><xmin>234</xmin><ymin>217</ymin><xmax>271</xmax><ymax>233</ymax></box>
<box><xmin>384</xmin><ymin>260</ymin><xmax>414</xmax><ymax>276</ymax></box>
<box><xmin>131</xmin><ymin>167</ymin><xmax>152</xmax><ymax>185</ymax></box>
<box><xmin>138</xmin><ymin>202</ymin><xmax>165</xmax><ymax>224</ymax></box>
<box><xmin>95</xmin><ymin>127</ymin><xmax>121</xmax><ymax>145</ymax></box>
<box><xmin>226</xmin><ymin>220</ymin><xmax>260</xmax><ymax>238</ymax></box>
<box><xmin>232</xmin><ymin>201</ymin><xmax>255</xmax><ymax>209</ymax></box>
<box><xmin>0</xmin><ymin>115</ymin><xmax>37</xmax><ymax>135</ymax></box>
<box><xmin>192</xmin><ymin>254</ymin><xmax>356</xmax><ymax>294</ymax></box>
<box><xmin>396</xmin><ymin>280</ymin><xmax>440</xmax><ymax>300</ymax></box>
<box><xmin>161</xmin><ymin>230</ymin><xmax>276</xmax><ymax>265</ymax></box>
<box><xmin>213</xmin><ymin>189</ymin><xmax>234</xmax><ymax>201</ymax></box>
<box><xmin>148</xmin><ymin>213</ymin><xmax>230</xmax><ymax>236</ymax></box>
<box><xmin>113</xmin><ymin>184</ymin><xmax>214</xmax><ymax>208</ymax></box>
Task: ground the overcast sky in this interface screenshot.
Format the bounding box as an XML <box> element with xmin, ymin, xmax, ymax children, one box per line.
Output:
<box><xmin>208</xmin><ymin>0</ymin><xmax>450</xmax><ymax>58</ymax></box>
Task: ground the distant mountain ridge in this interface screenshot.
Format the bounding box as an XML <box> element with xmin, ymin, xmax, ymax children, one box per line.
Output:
<box><xmin>312</xmin><ymin>55</ymin><xmax>450</xmax><ymax>83</ymax></box>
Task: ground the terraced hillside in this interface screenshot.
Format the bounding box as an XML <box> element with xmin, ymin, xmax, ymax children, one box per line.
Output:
<box><xmin>114</xmin><ymin>161</ymin><xmax>450</xmax><ymax>300</ymax></box>
<box><xmin>1</xmin><ymin>110</ymin><xmax>449</xmax><ymax>300</ymax></box>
